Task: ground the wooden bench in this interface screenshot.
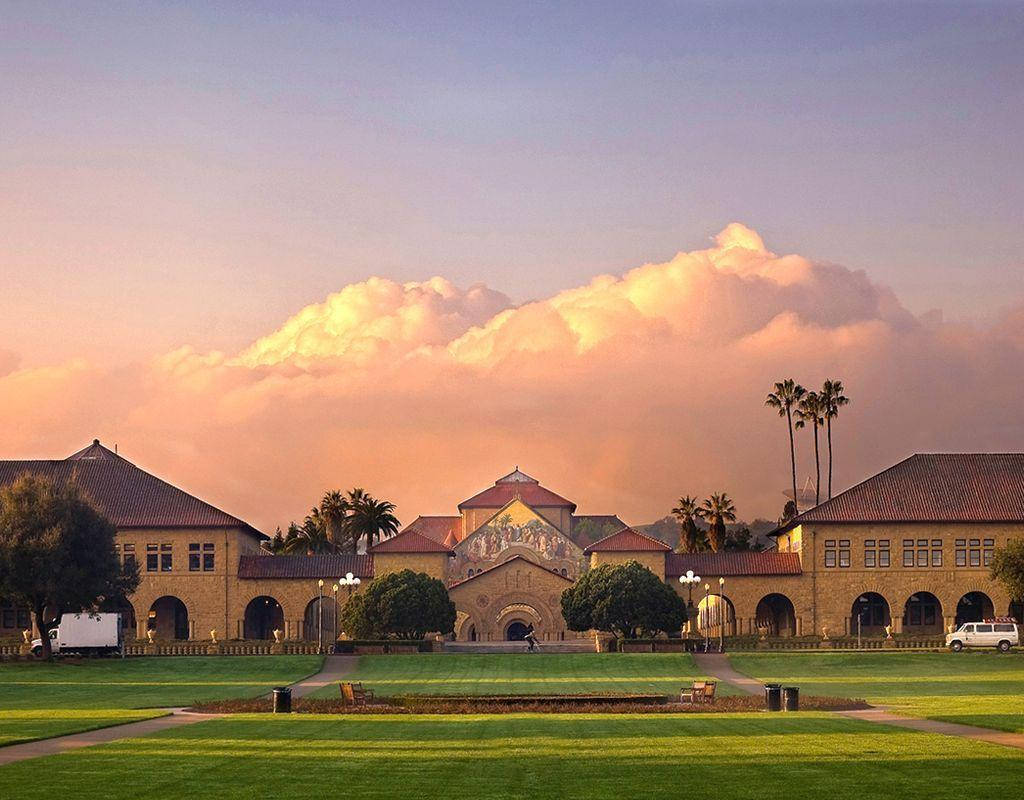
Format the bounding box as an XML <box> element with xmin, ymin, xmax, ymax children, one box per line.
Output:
<box><xmin>340</xmin><ymin>681</ymin><xmax>375</xmax><ymax>706</ymax></box>
<box><xmin>680</xmin><ymin>680</ymin><xmax>716</xmax><ymax>704</ymax></box>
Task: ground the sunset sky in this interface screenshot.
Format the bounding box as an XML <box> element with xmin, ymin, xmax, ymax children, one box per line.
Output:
<box><xmin>3</xmin><ymin>3</ymin><xmax>1024</xmax><ymax>531</ymax></box>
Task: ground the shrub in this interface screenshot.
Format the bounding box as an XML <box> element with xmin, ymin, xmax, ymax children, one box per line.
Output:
<box><xmin>341</xmin><ymin>570</ymin><xmax>455</xmax><ymax>639</ymax></box>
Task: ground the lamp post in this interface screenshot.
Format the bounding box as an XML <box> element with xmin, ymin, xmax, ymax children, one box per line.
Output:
<box><xmin>341</xmin><ymin>571</ymin><xmax>361</xmax><ymax>598</ymax></box>
<box><xmin>718</xmin><ymin>576</ymin><xmax>726</xmax><ymax>653</ymax></box>
<box><xmin>332</xmin><ymin>584</ymin><xmax>339</xmax><ymax>651</ymax></box>
<box><xmin>678</xmin><ymin>570</ymin><xmax>701</xmax><ymax>634</ymax></box>
<box><xmin>317</xmin><ymin>579</ymin><xmax>324</xmax><ymax>655</ymax></box>
<box><xmin>703</xmin><ymin>583</ymin><xmax>710</xmax><ymax>652</ymax></box>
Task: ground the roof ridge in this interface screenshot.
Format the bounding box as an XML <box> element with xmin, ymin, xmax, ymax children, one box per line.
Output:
<box><xmin>584</xmin><ymin>525</ymin><xmax>671</xmax><ymax>553</ymax></box>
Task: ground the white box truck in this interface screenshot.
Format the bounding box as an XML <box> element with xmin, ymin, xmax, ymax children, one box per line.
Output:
<box><xmin>31</xmin><ymin>612</ymin><xmax>123</xmax><ymax>657</ymax></box>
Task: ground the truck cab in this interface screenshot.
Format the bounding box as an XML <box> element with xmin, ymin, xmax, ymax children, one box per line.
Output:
<box><xmin>946</xmin><ymin>618</ymin><xmax>1019</xmax><ymax>652</ymax></box>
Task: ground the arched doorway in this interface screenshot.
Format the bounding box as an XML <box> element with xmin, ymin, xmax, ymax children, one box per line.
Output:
<box><xmin>902</xmin><ymin>592</ymin><xmax>942</xmax><ymax>634</ymax></box>
<box><xmin>697</xmin><ymin>594</ymin><xmax>736</xmax><ymax>637</ymax></box>
<box><xmin>304</xmin><ymin>597</ymin><xmax>339</xmax><ymax>645</ymax></box>
<box><xmin>956</xmin><ymin>592</ymin><xmax>994</xmax><ymax>626</ymax></box>
<box><xmin>244</xmin><ymin>596</ymin><xmax>284</xmax><ymax>640</ymax></box>
<box><xmin>468</xmin><ymin>624</ymin><xmax>478</xmax><ymax>642</ymax></box>
<box><xmin>506</xmin><ymin>620</ymin><xmax>531</xmax><ymax>641</ymax></box>
<box><xmin>755</xmin><ymin>594</ymin><xmax>796</xmax><ymax>637</ymax></box>
<box><xmin>148</xmin><ymin>596</ymin><xmax>188</xmax><ymax>640</ymax></box>
<box><xmin>850</xmin><ymin>592</ymin><xmax>890</xmax><ymax>636</ymax></box>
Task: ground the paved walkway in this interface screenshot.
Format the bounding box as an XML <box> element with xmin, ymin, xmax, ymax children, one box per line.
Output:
<box><xmin>0</xmin><ymin>654</ymin><xmax>357</xmax><ymax>766</ymax></box>
<box><xmin>694</xmin><ymin>652</ymin><xmax>1024</xmax><ymax>752</ymax></box>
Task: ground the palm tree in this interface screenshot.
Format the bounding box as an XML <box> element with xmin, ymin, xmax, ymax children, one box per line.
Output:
<box><xmin>319</xmin><ymin>491</ymin><xmax>350</xmax><ymax>549</ymax></box>
<box><xmin>346</xmin><ymin>493</ymin><xmax>400</xmax><ymax>550</ymax></box>
<box><xmin>819</xmin><ymin>379</ymin><xmax>850</xmax><ymax>500</ymax></box>
<box><xmin>284</xmin><ymin>511</ymin><xmax>336</xmax><ymax>554</ymax></box>
<box><xmin>765</xmin><ymin>379</ymin><xmax>807</xmax><ymax>514</ymax></box>
<box><xmin>671</xmin><ymin>496</ymin><xmax>703</xmax><ymax>553</ymax></box>
<box><xmin>795</xmin><ymin>392</ymin><xmax>825</xmax><ymax>506</ymax></box>
<box><xmin>699</xmin><ymin>493</ymin><xmax>736</xmax><ymax>553</ymax></box>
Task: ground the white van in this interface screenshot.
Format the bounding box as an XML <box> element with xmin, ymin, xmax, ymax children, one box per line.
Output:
<box><xmin>946</xmin><ymin>619</ymin><xmax>1019</xmax><ymax>652</ymax></box>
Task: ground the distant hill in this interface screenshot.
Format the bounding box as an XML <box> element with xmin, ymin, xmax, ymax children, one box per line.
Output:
<box><xmin>636</xmin><ymin>516</ymin><xmax>778</xmax><ymax>552</ymax></box>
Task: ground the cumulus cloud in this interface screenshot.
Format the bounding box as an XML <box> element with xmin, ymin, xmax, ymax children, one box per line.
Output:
<box><xmin>3</xmin><ymin>224</ymin><xmax>1024</xmax><ymax>531</ymax></box>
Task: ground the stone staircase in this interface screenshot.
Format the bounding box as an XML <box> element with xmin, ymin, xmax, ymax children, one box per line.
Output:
<box><xmin>444</xmin><ymin>639</ymin><xmax>595</xmax><ymax>654</ymax></box>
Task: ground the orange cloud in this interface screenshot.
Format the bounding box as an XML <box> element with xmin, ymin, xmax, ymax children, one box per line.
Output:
<box><xmin>3</xmin><ymin>224</ymin><xmax>1024</xmax><ymax>532</ymax></box>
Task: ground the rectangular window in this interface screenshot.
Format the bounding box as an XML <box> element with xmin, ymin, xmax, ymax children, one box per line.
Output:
<box><xmin>865</xmin><ymin>550</ymin><xmax>876</xmax><ymax>568</ymax></box>
<box><xmin>983</xmin><ymin>538</ymin><xmax>994</xmax><ymax>566</ymax></box>
<box><xmin>931</xmin><ymin>549</ymin><xmax>942</xmax><ymax>567</ymax></box>
<box><xmin>203</xmin><ymin>542</ymin><xmax>215</xmax><ymax>571</ymax></box>
<box><xmin>824</xmin><ymin>540</ymin><xmax>836</xmax><ymax>567</ymax></box>
<box><xmin>839</xmin><ymin>540</ymin><xmax>850</xmax><ymax>568</ymax></box>
<box><xmin>146</xmin><ymin>543</ymin><xmax>158</xmax><ymax>572</ymax></box>
<box><xmin>123</xmin><ymin>543</ymin><xmax>136</xmax><ymax>571</ymax></box>
<box><xmin>189</xmin><ymin>543</ymin><xmax>201</xmax><ymax>572</ymax></box>
<box><xmin>969</xmin><ymin>548</ymin><xmax>981</xmax><ymax>567</ymax></box>
<box><xmin>903</xmin><ymin>549</ymin><xmax>914</xmax><ymax>567</ymax></box>
<box><xmin>976</xmin><ymin>624</ymin><xmax>993</xmax><ymax>633</ymax></box>
<box><xmin>160</xmin><ymin>543</ymin><xmax>172</xmax><ymax>572</ymax></box>
<box><xmin>916</xmin><ymin>548</ymin><xmax>928</xmax><ymax>567</ymax></box>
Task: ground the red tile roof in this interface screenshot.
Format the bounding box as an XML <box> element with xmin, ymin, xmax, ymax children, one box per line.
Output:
<box><xmin>0</xmin><ymin>440</ymin><xmax>263</xmax><ymax>537</ymax></box>
<box><xmin>665</xmin><ymin>552</ymin><xmax>802</xmax><ymax>577</ymax></box>
<box><xmin>584</xmin><ymin>527</ymin><xmax>671</xmax><ymax>553</ymax></box>
<box><xmin>781</xmin><ymin>453</ymin><xmax>1024</xmax><ymax>529</ymax></box>
<box><xmin>447</xmin><ymin>554</ymin><xmax>574</xmax><ymax>588</ymax></box>
<box><xmin>238</xmin><ymin>554</ymin><xmax>373</xmax><ymax>579</ymax></box>
<box><xmin>369</xmin><ymin>529</ymin><xmax>455</xmax><ymax>553</ymax></box>
<box><xmin>400</xmin><ymin>515</ymin><xmax>463</xmax><ymax>544</ymax></box>
<box><xmin>458</xmin><ymin>472</ymin><xmax>576</xmax><ymax>511</ymax></box>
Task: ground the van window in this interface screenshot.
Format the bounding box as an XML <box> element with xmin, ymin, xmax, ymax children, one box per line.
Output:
<box><xmin>975</xmin><ymin>624</ymin><xmax>993</xmax><ymax>633</ymax></box>
<box><xmin>962</xmin><ymin>624</ymin><xmax>975</xmax><ymax>632</ymax></box>
<box><xmin>994</xmin><ymin>624</ymin><xmax>1015</xmax><ymax>632</ymax></box>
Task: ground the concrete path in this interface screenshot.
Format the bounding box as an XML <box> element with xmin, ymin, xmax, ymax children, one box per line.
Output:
<box><xmin>695</xmin><ymin>652</ymin><xmax>1024</xmax><ymax>752</ymax></box>
<box><xmin>0</xmin><ymin>654</ymin><xmax>358</xmax><ymax>766</ymax></box>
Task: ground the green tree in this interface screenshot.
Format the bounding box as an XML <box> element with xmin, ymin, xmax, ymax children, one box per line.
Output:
<box><xmin>561</xmin><ymin>561</ymin><xmax>686</xmax><ymax>639</ymax></box>
<box><xmin>0</xmin><ymin>475</ymin><xmax>139</xmax><ymax>659</ymax></box>
<box><xmin>765</xmin><ymin>379</ymin><xmax>807</xmax><ymax>514</ymax></box>
<box><xmin>671</xmin><ymin>496</ymin><xmax>705</xmax><ymax>553</ymax></box>
<box><xmin>284</xmin><ymin>510</ymin><xmax>336</xmax><ymax>554</ymax></box>
<box><xmin>699</xmin><ymin>493</ymin><xmax>736</xmax><ymax>553</ymax></box>
<box><xmin>319</xmin><ymin>491</ymin><xmax>351</xmax><ymax>550</ymax></box>
<box><xmin>340</xmin><ymin>570</ymin><xmax>455</xmax><ymax>639</ymax></box>
<box><xmin>346</xmin><ymin>493</ymin><xmax>400</xmax><ymax>551</ymax></box>
<box><xmin>991</xmin><ymin>540</ymin><xmax>1024</xmax><ymax>607</ymax></box>
<box><xmin>795</xmin><ymin>391</ymin><xmax>825</xmax><ymax>506</ymax></box>
<box><xmin>819</xmin><ymin>379</ymin><xmax>850</xmax><ymax>500</ymax></box>
<box><xmin>264</xmin><ymin>527</ymin><xmax>287</xmax><ymax>554</ymax></box>
<box><xmin>723</xmin><ymin>526</ymin><xmax>762</xmax><ymax>552</ymax></box>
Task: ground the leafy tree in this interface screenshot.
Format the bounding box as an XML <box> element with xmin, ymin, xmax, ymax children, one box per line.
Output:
<box><xmin>699</xmin><ymin>493</ymin><xmax>736</xmax><ymax>553</ymax></box>
<box><xmin>723</xmin><ymin>526</ymin><xmax>762</xmax><ymax>552</ymax></box>
<box><xmin>779</xmin><ymin>500</ymin><xmax>797</xmax><ymax>525</ymax></box>
<box><xmin>571</xmin><ymin>517</ymin><xmax>622</xmax><ymax>548</ymax></box>
<box><xmin>671</xmin><ymin>496</ymin><xmax>705</xmax><ymax>553</ymax></box>
<box><xmin>264</xmin><ymin>527</ymin><xmax>287</xmax><ymax>554</ymax></box>
<box><xmin>0</xmin><ymin>475</ymin><xmax>139</xmax><ymax>659</ymax></box>
<box><xmin>340</xmin><ymin>569</ymin><xmax>455</xmax><ymax>639</ymax></box>
<box><xmin>765</xmin><ymin>379</ymin><xmax>807</xmax><ymax>514</ymax></box>
<box><xmin>991</xmin><ymin>540</ymin><xmax>1024</xmax><ymax>606</ymax></box>
<box><xmin>795</xmin><ymin>391</ymin><xmax>825</xmax><ymax>506</ymax></box>
<box><xmin>819</xmin><ymin>379</ymin><xmax>850</xmax><ymax>500</ymax></box>
<box><xmin>561</xmin><ymin>561</ymin><xmax>686</xmax><ymax>639</ymax></box>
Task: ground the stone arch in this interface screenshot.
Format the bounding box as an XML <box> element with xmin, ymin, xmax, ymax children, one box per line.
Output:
<box><xmin>901</xmin><ymin>591</ymin><xmax>943</xmax><ymax>635</ymax></box>
<box><xmin>303</xmin><ymin>596</ymin><xmax>341</xmax><ymax>645</ymax></box>
<box><xmin>755</xmin><ymin>593</ymin><xmax>796</xmax><ymax>637</ymax></box>
<box><xmin>496</xmin><ymin>603</ymin><xmax>542</xmax><ymax>641</ymax></box>
<box><xmin>850</xmin><ymin>591</ymin><xmax>890</xmax><ymax>636</ymax></box>
<box><xmin>454</xmin><ymin>610</ymin><xmax>484</xmax><ymax>641</ymax></box>
<box><xmin>697</xmin><ymin>593</ymin><xmax>736</xmax><ymax>636</ymax></box>
<box><xmin>490</xmin><ymin>591</ymin><xmax>560</xmax><ymax>640</ymax></box>
<box><xmin>956</xmin><ymin>591</ymin><xmax>994</xmax><ymax>626</ymax></box>
<box><xmin>147</xmin><ymin>596</ymin><xmax>189</xmax><ymax>640</ymax></box>
<box><xmin>243</xmin><ymin>596</ymin><xmax>284</xmax><ymax>640</ymax></box>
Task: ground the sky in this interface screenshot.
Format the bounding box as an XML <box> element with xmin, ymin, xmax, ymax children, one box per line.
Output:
<box><xmin>2</xmin><ymin>3</ymin><xmax>1024</xmax><ymax>531</ymax></box>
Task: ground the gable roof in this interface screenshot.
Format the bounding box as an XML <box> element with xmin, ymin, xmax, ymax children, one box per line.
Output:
<box><xmin>584</xmin><ymin>526</ymin><xmax>671</xmax><ymax>553</ymax></box>
<box><xmin>665</xmin><ymin>552</ymin><xmax>802</xmax><ymax>577</ymax></box>
<box><xmin>400</xmin><ymin>515</ymin><xmax>463</xmax><ymax>544</ymax></box>
<box><xmin>369</xmin><ymin>529</ymin><xmax>455</xmax><ymax>554</ymax></box>
<box><xmin>778</xmin><ymin>453</ymin><xmax>1024</xmax><ymax>532</ymax></box>
<box><xmin>238</xmin><ymin>554</ymin><xmax>373</xmax><ymax>580</ymax></box>
<box><xmin>447</xmin><ymin>554</ymin><xmax>575</xmax><ymax>589</ymax></box>
<box><xmin>0</xmin><ymin>440</ymin><xmax>263</xmax><ymax>537</ymax></box>
<box><xmin>458</xmin><ymin>470</ymin><xmax>576</xmax><ymax>512</ymax></box>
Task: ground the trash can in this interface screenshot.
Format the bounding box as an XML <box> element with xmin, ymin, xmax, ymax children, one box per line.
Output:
<box><xmin>272</xmin><ymin>686</ymin><xmax>292</xmax><ymax>714</ymax></box>
<box><xmin>782</xmin><ymin>686</ymin><xmax>799</xmax><ymax>712</ymax></box>
<box><xmin>764</xmin><ymin>684</ymin><xmax>782</xmax><ymax>712</ymax></box>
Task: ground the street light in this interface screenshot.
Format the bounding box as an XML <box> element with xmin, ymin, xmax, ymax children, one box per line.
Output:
<box><xmin>332</xmin><ymin>584</ymin><xmax>339</xmax><ymax>651</ymax></box>
<box><xmin>703</xmin><ymin>583</ymin><xmax>710</xmax><ymax>652</ymax></box>
<box><xmin>678</xmin><ymin>570</ymin><xmax>701</xmax><ymax>634</ymax></box>
<box><xmin>341</xmin><ymin>571</ymin><xmax>362</xmax><ymax>598</ymax></box>
<box><xmin>317</xmin><ymin>579</ymin><xmax>325</xmax><ymax>655</ymax></box>
<box><xmin>718</xmin><ymin>576</ymin><xmax>726</xmax><ymax>653</ymax></box>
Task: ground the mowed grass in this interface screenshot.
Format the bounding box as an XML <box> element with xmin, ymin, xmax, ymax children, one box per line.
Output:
<box><xmin>3</xmin><ymin>712</ymin><xmax>1024</xmax><ymax>799</ymax></box>
<box><xmin>0</xmin><ymin>655</ymin><xmax>322</xmax><ymax>745</ymax></box>
<box><xmin>308</xmin><ymin>653</ymin><xmax>739</xmax><ymax>698</ymax></box>
<box><xmin>730</xmin><ymin>652</ymin><xmax>1024</xmax><ymax>733</ymax></box>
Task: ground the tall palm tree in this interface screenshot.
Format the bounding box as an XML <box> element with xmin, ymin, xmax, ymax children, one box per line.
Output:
<box><xmin>319</xmin><ymin>491</ymin><xmax>350</xmax><ymax>549</ymax></box>
<box><xmin>671</xmin><ymin>495</ymin><xmax>703</xmax><ymax>553</ymax></box>
<box><xmin>699</xmin><ymin>493</ymin><xmax>736</xmax><ymax>553</ymax></box>
<box><xmin>820</xmin><ymin>379</ymin><xmax>850</xmax><ymax>500</ymax></box>
<box><xmin>346</xmin><ymin>493</ymin><xmax>400</xmax><ymax>551</ymax></box>
<box><xmin>795</xmin><ymin>392</ymin><xmax>825</xmax><ymax>506</ymax></box>
<box><xmin>765</xmin><ymin>379</ymin><xmax>807</xmax><ymax>514</ymax></box>
<box><xmin>284</xmin><ymin>510</ymin><xmax>336</xmax><ymax>554</ymax></box>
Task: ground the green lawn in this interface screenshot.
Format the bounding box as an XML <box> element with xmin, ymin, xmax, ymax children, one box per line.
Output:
<box><xmin>729</xmin><ymin>652</ymin><xmax>1024</xmax><ymax>733</ymax></box>
<box><xmin>308</xmin><ymin>653</ymin><xmax>739</xmax><ymax>698</ymax></box>
<box><xmin>0</xmin><ymin>655</ymin><xmax>322</xmax><ymax>745</ymax></box>
<box><xmin>2</xmin><ymin>712</ymin><xmax>1024</xmax><ymax>799</ymax></box>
